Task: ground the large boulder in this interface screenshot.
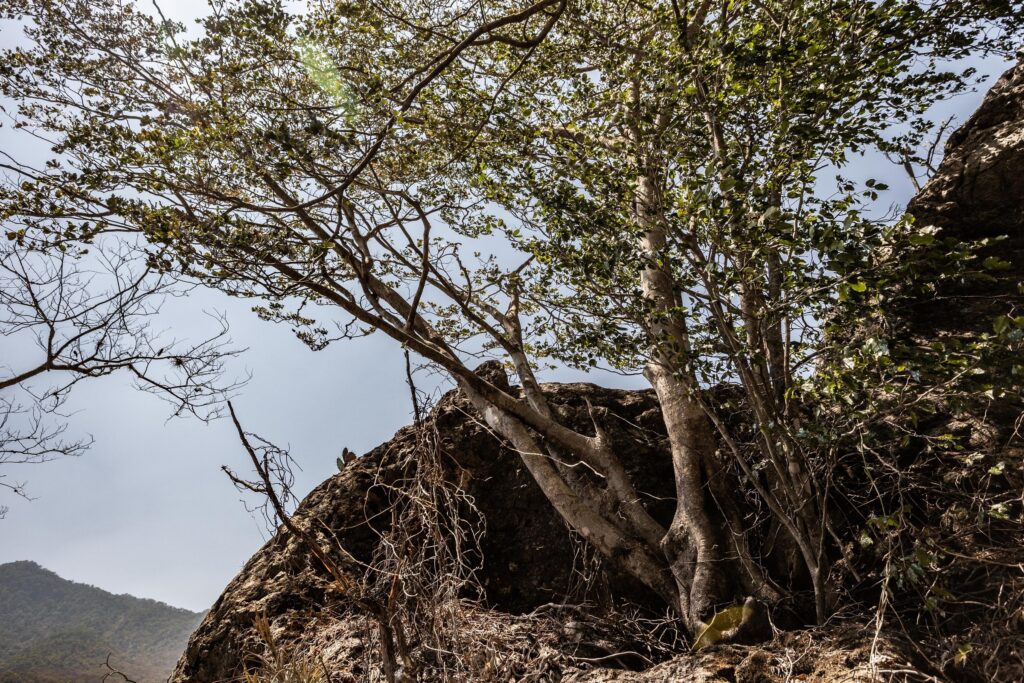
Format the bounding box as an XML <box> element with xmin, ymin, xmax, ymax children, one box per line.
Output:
<box><xmin>171</xmin><ymin>383</ymin><xmax>676</xmax><ymax>682</ymax></box>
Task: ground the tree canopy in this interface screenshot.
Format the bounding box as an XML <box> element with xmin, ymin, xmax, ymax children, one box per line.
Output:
<box><xmin>2</xmin><ymin>0</ymin><xmax>1021</xmax><ymax>647</ymax></box>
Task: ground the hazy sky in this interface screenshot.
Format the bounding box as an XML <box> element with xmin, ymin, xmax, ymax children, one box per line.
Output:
<box><xmin>0</xmin><ymin>1</ymin><xmax>1015</xmax><ymax>612</ymax></box>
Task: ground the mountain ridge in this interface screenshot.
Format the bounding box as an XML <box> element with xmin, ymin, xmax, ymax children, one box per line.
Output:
<box><xmin>0</xmin><ymin>560</ymin><xmax>199</xmax><ymax>611</ymax></box>
<box><xmin>0</xmin><ymin>560</ymin><xmax>204</xmax><ymax>683</ymax></box>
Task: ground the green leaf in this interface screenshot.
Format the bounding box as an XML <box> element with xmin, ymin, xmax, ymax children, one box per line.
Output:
<box><xmin>982</xmin><ymin>256</ymin><xmax>1011</xmax><ymax>271</ymax></box>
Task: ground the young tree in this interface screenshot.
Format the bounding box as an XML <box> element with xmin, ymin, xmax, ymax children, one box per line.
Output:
<box><xmin>1</xmin><ymin>0</ymin><xmax>1019</xmax><ymax>637</ymax></box>
<box><xmin>0</xmin><ymin>237</ymin><xmax>241</xmax><ymax>513</ymax></box>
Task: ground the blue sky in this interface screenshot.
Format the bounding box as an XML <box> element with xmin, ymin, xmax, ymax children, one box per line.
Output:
<box><xmin>0</xmin><ymin>1</ymin><xmax>1016</xmax><ymax>611</ymax></box>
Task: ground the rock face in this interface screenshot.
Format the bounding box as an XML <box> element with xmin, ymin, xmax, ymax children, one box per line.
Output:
<box><xmin>904</xmin><ymin>59</ymin><xmax>1024</xmax><ymax>340</ymax></box>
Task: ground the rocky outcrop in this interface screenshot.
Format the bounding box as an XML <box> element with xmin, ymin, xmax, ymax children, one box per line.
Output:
<box><xmin>171</xmin><ymin>384</ymin><xmax>677</xmax><ymax>682</ymax></box>
<box><xmin>172</xmin><ymin>382</ymin><xmax>927</xmax><ymax>682</ymax></box>
<box><xmin>904</xmin><ymin>59</ymin><xmax>1024</xmax><ymax>340</ymax></box>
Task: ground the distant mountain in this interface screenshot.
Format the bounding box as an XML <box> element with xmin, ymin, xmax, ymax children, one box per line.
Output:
<box><xmin>0</xmin><ymin>561</ymin><xmax>204</xmax><ymax>683</ymax></box>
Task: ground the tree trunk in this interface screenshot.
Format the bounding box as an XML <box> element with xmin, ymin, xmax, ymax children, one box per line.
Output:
<box><xmin>636</xmin><ymin>172</ymin><xmax>776</xmax><ymax>636</ymax></box>
<box><xmin>458</xmin><ymin>379</ymin><xmax>681</xmax><ymax>607</ymax></box>
<box><xmin>646</xmin><ymin>363</ymin><xmax>733</xmax><ymax>629</ymax></box>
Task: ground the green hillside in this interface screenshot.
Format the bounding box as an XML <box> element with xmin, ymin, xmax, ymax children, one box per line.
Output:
<box><xmin>0</xmin><ymin>561</ymin><xmax>203</xmax><ymax>683</ymax></box>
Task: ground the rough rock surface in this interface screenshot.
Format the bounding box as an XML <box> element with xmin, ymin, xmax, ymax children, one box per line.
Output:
<box><xmin>904</xmin><ymin>59</ymin><xmax>1024</xmax><ymax>340</ymax></box>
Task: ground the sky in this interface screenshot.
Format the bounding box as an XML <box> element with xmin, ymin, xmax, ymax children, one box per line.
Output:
<box><xmin>0</xmin><ymin>1</ymin><xmax>1017</xmax><ymax>612</ymax></box>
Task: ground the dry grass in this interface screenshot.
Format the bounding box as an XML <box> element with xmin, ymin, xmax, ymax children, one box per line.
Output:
<box><xmin>240</xmin><ymin>615</ymin><xmax>329</xmax><ymax>683</ymax></box>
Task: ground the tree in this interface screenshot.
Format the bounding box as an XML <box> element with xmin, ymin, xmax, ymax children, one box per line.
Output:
<box><xmin>454</xmin><ymin>0</ymin><xmax>1024</xmax><ymax>627</ymax></box>
<box><xmin>1</xmin><ymin>0</ymin><xmax>1019</xmax><ymax>637</ymax></box>
<box><xmin>0</xmin><ymin>228</ymin><xmax>241</xmax><ymax>515</ymax></box>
